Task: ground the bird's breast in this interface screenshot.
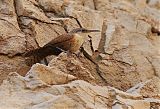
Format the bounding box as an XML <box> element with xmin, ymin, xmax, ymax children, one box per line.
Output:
<box><xmin>70</xmin><ymin>34</ymin><xmax>84</xmax><ymax>53</ymax></box>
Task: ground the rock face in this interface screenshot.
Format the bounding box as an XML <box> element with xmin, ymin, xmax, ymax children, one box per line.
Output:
<box><xmin>0</xmin><ymin>0</ymin><xmax>160</xmax><ymax>108</ymax></box>
<box><xmin>0</xmin><ymin>0</ymin><xmax>26</xmax><ymax>56</ymax></box>
<box><xmin>0</xmin><ymin>70</ymin><xmax>160</xmax><ymax>109</ymax></box>
<box><xmin>94</xmin><ymin>0</ymin><xmax>160</xmax><ymax>90</ymax></box>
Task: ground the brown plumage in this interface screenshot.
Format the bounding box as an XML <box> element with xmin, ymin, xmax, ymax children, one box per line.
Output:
<box><xmin>24</xmin><ymin>28</ymin><xmax>100</xmax><ymax>64</ymax></box>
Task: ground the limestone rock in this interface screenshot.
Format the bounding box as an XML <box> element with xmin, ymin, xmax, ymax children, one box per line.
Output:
<box><xmin>134</xmin><ymin>0</ymin><xmax>147</xmax><ymax>8</ymax></box>
<box><xmin>25</xmin><ymin>63</ymin><xmax>77</xmax><ymax>89</ymax></box>
<box><xmin>0</xmin><ymin>0</ymin><xmax>26</xmax><ymax>56</ymax></box>
<box><xmin>127</xmin><ymin>77</ymin><xmax>160</xmax><ymax>98</ymax></box>
<box><xmin>0</xmin><ymin>0</ymin><xmax>160</xmax><ymax>108</ymax></box>
<box><xmin>48</xmin><ymin>53</ymin><xmax>97</xmax><ymax>84</ymax></box>
<box><xmin>34</xmin><ymin>22</ymin><xmax>66</xmax><ymax>47</ymax></box>
<box><xmin>116</xmin><ymin>10</ymin><xmax>137</xmax><ymax>33</ymax></box>
<box><xmin>103</xmin><ymin>22</ymin><xmax>116</xmax><ymax>53</ymax></box>
<box><xmin>92</xmin><ymin>0</ymin><xmax>160</xmax><ymax>90</ymax></box>
<box><xmin>0</xmin><ymin>0</ymin><xmax>20</xmax><ymax>28</ymax></box>
<box><xmin>151</xmin><ymin>56</ymin><xmax>160</xmax><ymax>78</ymax></box>
<box><xmin>147</xmin><ymin>0</ymin><xmax>160</xmax><ymax>9</ymax></box>
<box><xmin>0</xmin><ymin>56</ymin><xmax>27</xmax><ymax>84</ymax></box>
<box><xmin>0</xmin><ymin>0</ymin><xmax>27</xmax><ymax>83</ymax></box>
<box><xmin>0</xmin><ymin>33</ymin><xmax>26</xmax><ymax>56</ymax></box>
<box><xmin>36</xmin><ymin>0</ymin><xmax>67</xmax><ymax>15</ymax></box>
<box><xmin>0</xmin><ymin>73</ymin><xmax>159</xmax><ymax>109</ymax></box>
<box><xmin>62</xmin><ymin>18</ymin><xmax>80</xmax><ymax>32</ymax></box>
<box><xmin>15</xmin><ymin>0</ymin><xmax>58</xmax><ymax>24</ymax></box>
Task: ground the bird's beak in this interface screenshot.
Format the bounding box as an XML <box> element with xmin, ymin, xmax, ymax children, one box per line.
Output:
<box><xmin>86</xmin><ymin>29</ymin><xmax>100</xmax><ymax>33</ymax></box>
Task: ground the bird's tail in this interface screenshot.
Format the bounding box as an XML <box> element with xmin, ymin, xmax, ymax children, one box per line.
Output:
<box><xmin>23</xmin><ymin>46</ymin><xmax>63</xmax><ymax>66</ymax></box>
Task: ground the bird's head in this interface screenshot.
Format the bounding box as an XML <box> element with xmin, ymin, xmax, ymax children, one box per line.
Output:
<box><xmin>70</xmin><ymin>28</ymin><xmax>100</xmax><ymax>33</ymax></box>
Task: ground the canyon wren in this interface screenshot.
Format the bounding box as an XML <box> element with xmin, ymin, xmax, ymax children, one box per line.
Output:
<box><xmin>24</xmin><ymin>28</ymin><xmax>100</xmax><ymax>64</ymax></box>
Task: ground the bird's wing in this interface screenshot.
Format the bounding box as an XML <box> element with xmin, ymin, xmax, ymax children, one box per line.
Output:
<box><xmin>23</xmin><ymin>46</ymin><xmax>63</xmax><ymax>57</ymax></box>
<box><xmin>23</xmin><ymin>46</ymin><xmax>64</xmax><ymax>66</ymax></box>
<box><xmin>44</xmin><ymin>33</ymin><xmax>73</xmax><ymax>47</ymax></box>
<box><xmin>24</xmin><ymin>33</ymin><xmax>73</xmax><ymax>57</ymax></box>
<box><xmin>23</xmin><ymin>33</ymin><xmax>73</xmax><ymax>65</ymax></box>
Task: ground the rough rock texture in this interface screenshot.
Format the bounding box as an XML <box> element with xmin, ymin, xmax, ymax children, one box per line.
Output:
<box><xmin>0</xmin><ymin>0</ymin><xmax>26</xmax><ymax>56</ymax></box>
<box><xmin>0</xmin><ymin>0</ymin><xmax>160</xmax><ymax>108</ymax></box>
<box><xmin>0</xmin><ymin>55</ymin><xmax>28</xmax><ymax>83</ymax></box>
<box><xmin>0</xmin><ymin>70</ymin><xmax>160</xmax><ymax>109</ymax></box>
<box><xmin>94</xmin><ymin>0</ymin><xmax>160</xmax><ymax>90</ymax></box>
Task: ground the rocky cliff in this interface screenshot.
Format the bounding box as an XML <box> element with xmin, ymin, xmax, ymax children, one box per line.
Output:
<box><xmin>0</xmin><ymin>0</ymin><xmax>160</xmax><ymax>108</ymax></box>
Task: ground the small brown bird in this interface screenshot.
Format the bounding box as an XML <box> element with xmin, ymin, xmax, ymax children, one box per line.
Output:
<box><xmin>24</xmin><ymin>28</ymin><xmax>100</xmax><ymax>64</ymax></box>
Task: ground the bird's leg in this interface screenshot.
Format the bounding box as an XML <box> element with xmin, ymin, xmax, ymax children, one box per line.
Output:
<box><xmin>66</xmin><ymin>51</ymin><xmax>73</xmax><ymax>57</ymax></box>
<box><xmin>73</xmin><ymin>48</ymin><xmax>83</xmax><ymax>57</ymax></box>
<box><xmin>56</xmin><ymin>47</ymin><xmax>67</xmax><ymax>53</ymax></box>
<box><xmin>55</xmin><ymin>47</ymin><xmax>74</xmax><ymax>57</ymax></box>
<box><xmin>40</xmin><ymin>58</ymin><xmax>48</xmax><ymax>65</ymax></box>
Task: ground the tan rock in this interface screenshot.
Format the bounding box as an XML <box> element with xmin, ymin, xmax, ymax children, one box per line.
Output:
<box><xmin>136</xmin><ymin>20</ymin><xmax>151</xmax><ymax>35</ymax></box>
<box><xmin>25</xmin><ymin>63</ymin><xmax>77</xmax><ymax>89</ymax></box>
<box><xmin>98</xmin><ymin>27</ymin><xmax>158</xmax><ymax>90</ymax></box>
<box><xmin>151</xmin><ymin>56</ymin><xmax>160</xmax><ymax>78</ymax></box>
<box><xmin>116</xmin><ymin>10</ymin><xmax>137</xmax><ymax>33</ymax></box>
<box><xmin>0</xmin><ymin>56</ymin><xmax>27</xmax><ymax>84</ymax></box>
<box><xmin>36</xmin><ymin>0</ymin><xmax>66</xmax><ymax>14</ymax></box>
<box><xmin>94</xmin><ymin>0</ymin><xmax>110</xmax><ymax>11</ymax></box>
<box><xmin>113</xmin><ymin>49</ymin><xmax>134</xmax><ymax>65</ymax></box>
<box><xmin>0</xmin><ymin>0</ymin><xmax>20</xmax><ymax>28</ymax></box>
<box><xmin>127</xmin><ymin>77</ymin><xmax>160</xmax><ymax>98</ymax></box>
<box><xmin>134</xmin><ymin>0</ymin><xmax>147</xmax><ymax>8</ymax></box>
<box><xmin>34</xmin><ymin>21</ymin><xmax>66</xmax><ymax>47</ymax></box>
<box><xmin>62</xmin><ymin>18</ymin><xmax>80</xmax><ymax>32</ymax></box>
<box><xmin>0</xmin><ymin>0</ymin><xmax>26</xmax><ymax>56</ymax></box>
<box><xmin>0</xmin><ymin>73</ymin><xmax>160</xmax><ymax>109</ymax></box>
<box><xmin>0</xmin><ymin>0</ymin><xmax>160</xmax><ymax>108</ymax></box>
<box><xmin>147</xmin><ymin>0</ymin><xmax>160</xmax><ymax>9</ymax></box>
<box><xmin>143</xmin><ymin>6</ymin><xmax>160</xmax><ymax>22</ymax></box>
<box><xmin>104</xmin><ymin>26</ymin><xmax>130</xmax><ymax>54</ymax></box>
<box><xmin>15</xmin><ymin>0</ymin><xmax>60</xmax><ymax>25</ymax></box>
<box><xmin>0</xmin><ymin>33</ymin><xmax>26</xmax><ymax>56</ymax></box>
<box><xmin>95</xmin><ymin>0</ymin><xmax>160</xmax><ymax>90</ymax></box>
<box><xmin>48</xmin><ymin>53</ymin><xmax>96</xmax><ymax>84</ymax></box>
<box><xmin>37</xmin><ymin>0</ymin><xmax>95</xmax><ymax>14</ymax></box>
<box><xmin>103</xmin><ymin>22</ymin><xmax>116</xmax><ymax>53</ymax></box>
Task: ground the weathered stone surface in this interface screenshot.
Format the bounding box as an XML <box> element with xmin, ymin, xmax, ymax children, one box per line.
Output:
<box><xmin>147</xmin><ymin>0</ymin><xmax>160</xmax><ymax>9</ymax></box>
<box><xmin>116</xmin><ymin>11</ymin><xmax>137</xmax><ymax>32</ymax></box>
<box><xmin>0</xmin><ymin>73</ymin><xmax>159</xmax><ymax>109</ymax></box>
<box><xmin>104</xmin><ymin>26</ymin><xmax>130</xmax><ymax>54</ymax></box>
<box><xmin>0</xmin><ymin>0</ymin><xmax>27</xmax><ymax>83</ymax></box>
<box><xmin>0</xmin><ymin>56</ymin><xmax>27</xmax><ymax>83</ymax></box>
<box><xmin>36</xmin><ymin>0</ymin><xmax>67</xmax><ymax>15</ymax></box>
<box><xmin>37</xmin><ymin>0</ymin><xmax>95</xmax><ymax>15</ymax></box>
<box><xmin>134</xmin><ymin>0</ymin><xmax>147</xmax><ymax>8</ymax></box>
<box><xmin>151</xmin><ymin>56</ymin><xmax>160</xmax><ymax>77</ymax></box>
<box><xmin>0</xmin><ymin>0</ymin><xmax>160</xmax><ymax>108</ymax></box>
<box><xmin>98</xmin><ymin>30</ymin><xmax>158</xmax><ymax>90</ymax></box>
<box><xmin>34</xmin><ymin>22</ymin><xmax>66</xmax><ymax>47</ymax></box>
<box><xmin>127</xmin><ymin>77</ymin><xmax>160</xmax><ymax>98</ymax></box>
<box><xmin>15</xmin><ymin>0</ymin><xmax>58</xmax><ymax>24</ymax></box>
<box><xmin>103</xmin><ymin>22</ymin><xmax>115</xmax><ymax>53</ymax></box>
<box><xmin>90</xmin><ymin>0</ymin><xmax>160</xmax><ymax>90</ymax></box>
<box><xmin>0</xmin><ymin>0</ymin><xmax>26</xmax><ymax>56</ymax></box>
<box><xmin>62</xmin><ymin>18</ymin><xmax>80</xmax><ymax>32</ymax></box>
<box><xmin>25</xmin><ymin>63</ymin><xmax>77</xmax><ymax>89</ymax></box>
<box><xmin>0</xmin><ymin>0</ymin><xmax>19</xmax><ymax>28</ymax></box>
<box><xmin>0</xmin><ymin>33</ymin><xmax>26</xmax><ymax>56</ymax></box>
<box><xmin>48</xmin><ymin>53</ymin><xmax>97</xmax><ymax>84</ymax></box>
